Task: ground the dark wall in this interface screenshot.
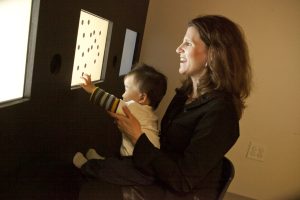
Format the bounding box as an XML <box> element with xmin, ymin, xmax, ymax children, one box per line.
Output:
<box><xmin>0</xmin><ymin>0</ymin><xmax>149</xmax><ymax>199</ymax></box>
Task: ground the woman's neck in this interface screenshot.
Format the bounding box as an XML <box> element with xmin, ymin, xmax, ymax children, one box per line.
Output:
<box><xmin>190</xmin><ymin>77</ymin><xmax>199</xmax><ymax>98</ymax></box>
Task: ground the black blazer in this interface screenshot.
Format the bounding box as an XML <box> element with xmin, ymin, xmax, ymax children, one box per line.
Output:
<box><xmin>132</xmin><ymin>90</ymin><xmax>239</xmax><ymax>197</ymax></box>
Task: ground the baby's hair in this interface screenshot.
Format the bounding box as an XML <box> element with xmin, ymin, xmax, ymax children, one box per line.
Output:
<box><xmin>126</xmin><ymin>63</ymin><xmax>167</xmax><ymax>110</ymax></box>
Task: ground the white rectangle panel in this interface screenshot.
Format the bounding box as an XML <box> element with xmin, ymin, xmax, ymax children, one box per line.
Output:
<box><xmin>71</xmin><ymin>10</ymin><xmax>111</xmax><ymax>88</ymax></box>
<box><xmin>119</xmin><ymin>29</ymin><xmax>137</xmax><ymax>76</ymax></box>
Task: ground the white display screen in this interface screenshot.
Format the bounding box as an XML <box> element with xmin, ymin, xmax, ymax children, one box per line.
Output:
<box><xmin>71</xmin><ymin>10</ymin><xmax>112</xmax><ymax>88</ymax></box>
<box><xmin>0</xmin><ymin>0</ymin><xmax>33</xmax><ymax>104</ymax></box>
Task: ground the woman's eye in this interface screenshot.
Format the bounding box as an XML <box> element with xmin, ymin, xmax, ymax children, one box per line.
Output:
<box><xmin>185</xmin><ymin>42</ymin><xmax>191</xmax><ymax>46</ymax></box>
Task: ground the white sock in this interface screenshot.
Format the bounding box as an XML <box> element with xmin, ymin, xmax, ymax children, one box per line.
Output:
<box><xmin>73</xmin><ymin>152</ymin><xmax>87</xmax><ymax>168</ymax></box>
<box><xmin>86</xmin><ymin>148</ymin><xmax>105</xmax><ymax>160</ymax></box>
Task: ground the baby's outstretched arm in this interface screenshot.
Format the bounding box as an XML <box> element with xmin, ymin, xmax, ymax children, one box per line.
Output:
<box><xmin>81</xmin><ymin>74</ymin><xmax>122</xmax><ymax>113</ymax></box>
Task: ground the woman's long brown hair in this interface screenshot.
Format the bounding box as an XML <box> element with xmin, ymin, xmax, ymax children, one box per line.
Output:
<box><xmin>180</xmin><ymin>15</ymin><xmax>252</xmax><ymax>119</ymax></box>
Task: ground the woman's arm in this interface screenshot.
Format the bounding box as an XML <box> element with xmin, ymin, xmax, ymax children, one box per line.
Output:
<box><xmin>111</xmin><ymin>100</ymin><xmax>239</xmax><ymax>193</ymax></box>
<box><xmin>108</xmin><ymin>106</ymin><xmax>143</xmax><ymax>145</ymax></box>
<box><xmin>138</xmin><ymin>107</ymin><xmax>238</xmax><ymax>192</ymax></box>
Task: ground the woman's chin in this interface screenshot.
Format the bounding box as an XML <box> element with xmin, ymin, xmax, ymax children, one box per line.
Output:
<box><xmin>178</xmin><ymin>66</ymin><xmax>187</xmax><ymax>75</ymax></box>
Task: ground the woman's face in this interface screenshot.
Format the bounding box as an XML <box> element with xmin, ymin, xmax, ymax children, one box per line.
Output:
<box><xmin>176</xmin><ymin>26</ymin><xmax>208</xmax><ymax>79</ymax></box>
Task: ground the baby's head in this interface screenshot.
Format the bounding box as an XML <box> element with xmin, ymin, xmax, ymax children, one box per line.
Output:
<box><xmin>122</xmin><ymin>63</ymin><xmax>167</xmax><ymax>110</ymax></box>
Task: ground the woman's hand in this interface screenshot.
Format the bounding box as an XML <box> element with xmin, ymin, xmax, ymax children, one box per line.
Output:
<box><xmin>108</xmin><ymin>106</ymin><xmax>142</xmax><ymax>145</ymax></box>
<box><xmin>80</xmin><ymin>74</ymin><xmax>96</xmax><ymax>94</ymax></box>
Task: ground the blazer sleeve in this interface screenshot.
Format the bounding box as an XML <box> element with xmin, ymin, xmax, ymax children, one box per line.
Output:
<box><xmin>132</xmin><ymin>101</ymin><xmax>239</xmax><ymax>193</ymax></box>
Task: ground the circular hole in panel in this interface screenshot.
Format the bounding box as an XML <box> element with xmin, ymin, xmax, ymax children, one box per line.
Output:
<box><xmin>77</xmin><ymin>45</ymin><xmax>80</xmax><ymax>50</ymax></box>
<box><xmin>91</xmin><ymin>45</ymin><xmax>93</xmax><ymax>50</ymax></box>
<box><xmin>88</xmin><ymin>20</ymin><xmax>90</xmax><ymax>25</ymax></box>
<box><xmin>77</xmin><ymin>66</ymin><xmax>79</xmax><ymax>70</ymax></box>
<box><xmin>98</xmin><ymin>52</ymin><xmax>100</xmax><ymax>56</ymax></box>
<box><xmin>90</xmin><ymin>32</ymin><xmax>92</xmax><ymax>37</ymax></box>
<box><xmin>94</xmin><ymin>59</ymin><xmax>96</xmax><ymax>64</ymax></box>
<box><xmin>82</xmin><ymin>52</ymin><xmax>84</xmax><ymax>57</ymax></box>
<box><xmin>99</xmin><ymin>31</ymin><xmax>101</xmax><ymax>35</ymax></box>
<box><xmin>93</xmin><ymin>30</ymin><xmax>95</xmax><ymax>35</ymax></box>
<box><xmin>84</xmin><ymin>63</ymin><xmax>87</xmax><ymax>68</ymax></box>
<box><xmin>94</xmin><ymin>39</ymin><xmax>96</xmax><ymax>43</ymax></box>
<box><xmin>83</xmin><ymin>33</ymin><xmax>85</xmax><ymax>38</ymax></box>
<box><xmin>81</xmin><ymin>20</ymin><xmax>84</xmax><ymax>25</ymax></box>
<box><xmin>50</xmin><ymin>54</ymin><xmax>62</xmax><ymax>74</ymax></box>
<box><xmin>87</xmin><ymin>48</ymin><xmax>90</xmax><ymax>52</ymax></box>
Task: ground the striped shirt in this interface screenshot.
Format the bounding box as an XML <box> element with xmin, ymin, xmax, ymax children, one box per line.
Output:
<box><xmin>90</xmin><ymin>87</ymin><xmax>121</xmax><ymax>113</ymax></box>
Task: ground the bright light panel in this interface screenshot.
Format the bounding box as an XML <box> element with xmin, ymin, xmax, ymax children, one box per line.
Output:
<box><xmin>71</xmin><ymin>10</ymin><xmax>111</xmax><ymax>88</ymax></box>
<box><xmin>0</xmin><ymin>0</ymin><xmax>32</xmax><ymax>103</ymax></box>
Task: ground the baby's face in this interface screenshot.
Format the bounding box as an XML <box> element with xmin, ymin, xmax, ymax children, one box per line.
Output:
<box><xmin>122</xmin><ymin>75</ymin><xmax>141</xmax><ymax>103</ymax></box>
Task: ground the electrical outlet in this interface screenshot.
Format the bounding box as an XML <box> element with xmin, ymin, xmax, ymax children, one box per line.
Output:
<box><xmin>246</xmin><ymin>141</ymin><xmax>265</xmax><ymax>161</ymax></box>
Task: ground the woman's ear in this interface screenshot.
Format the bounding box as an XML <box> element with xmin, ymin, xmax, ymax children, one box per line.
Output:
<box><xmin>138</xmin><ymin>93</ymin><xmax>149</xmax><ymax>105</ymax></box>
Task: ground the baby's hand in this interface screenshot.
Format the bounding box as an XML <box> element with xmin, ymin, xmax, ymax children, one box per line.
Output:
<box><xmin>80</xmin><ymin>74</ymin><xmax>96</xmax><ymax>94</ymax></box>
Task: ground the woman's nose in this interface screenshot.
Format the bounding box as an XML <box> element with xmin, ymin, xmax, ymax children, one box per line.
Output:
<box><xmin>176</xmin><ymin>44</ymin><xmax>183</xmax><ymax>54</ymax></box>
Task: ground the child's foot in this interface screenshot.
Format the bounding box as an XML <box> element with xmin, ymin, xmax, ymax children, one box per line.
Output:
<box><xmin>73</xmin><ymin>152</ymin><xmax>88</xmax><ymax>168</ymax></box>
<box><xmin>86</xmin><ymin>148</ymin><xmax>105</xmax><ymax>160</ymax></box>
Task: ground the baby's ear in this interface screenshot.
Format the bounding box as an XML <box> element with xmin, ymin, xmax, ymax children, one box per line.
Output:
<box><xmin>138</xmin><ymin>93</ymin><xmax>149</xmax><ymax>104</ymax></box>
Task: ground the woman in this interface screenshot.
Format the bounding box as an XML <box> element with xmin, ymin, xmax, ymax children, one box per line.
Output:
<box><xmin>108</xmin><ymin>15</ymin><xmax>252</xmax><ymax>200</ymax></box>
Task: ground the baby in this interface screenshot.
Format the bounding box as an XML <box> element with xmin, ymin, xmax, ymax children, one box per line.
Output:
<box><xmin>73</xmin><ymin>64</ymin><xmax>167</xmax><ymax>173</ymax></box>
